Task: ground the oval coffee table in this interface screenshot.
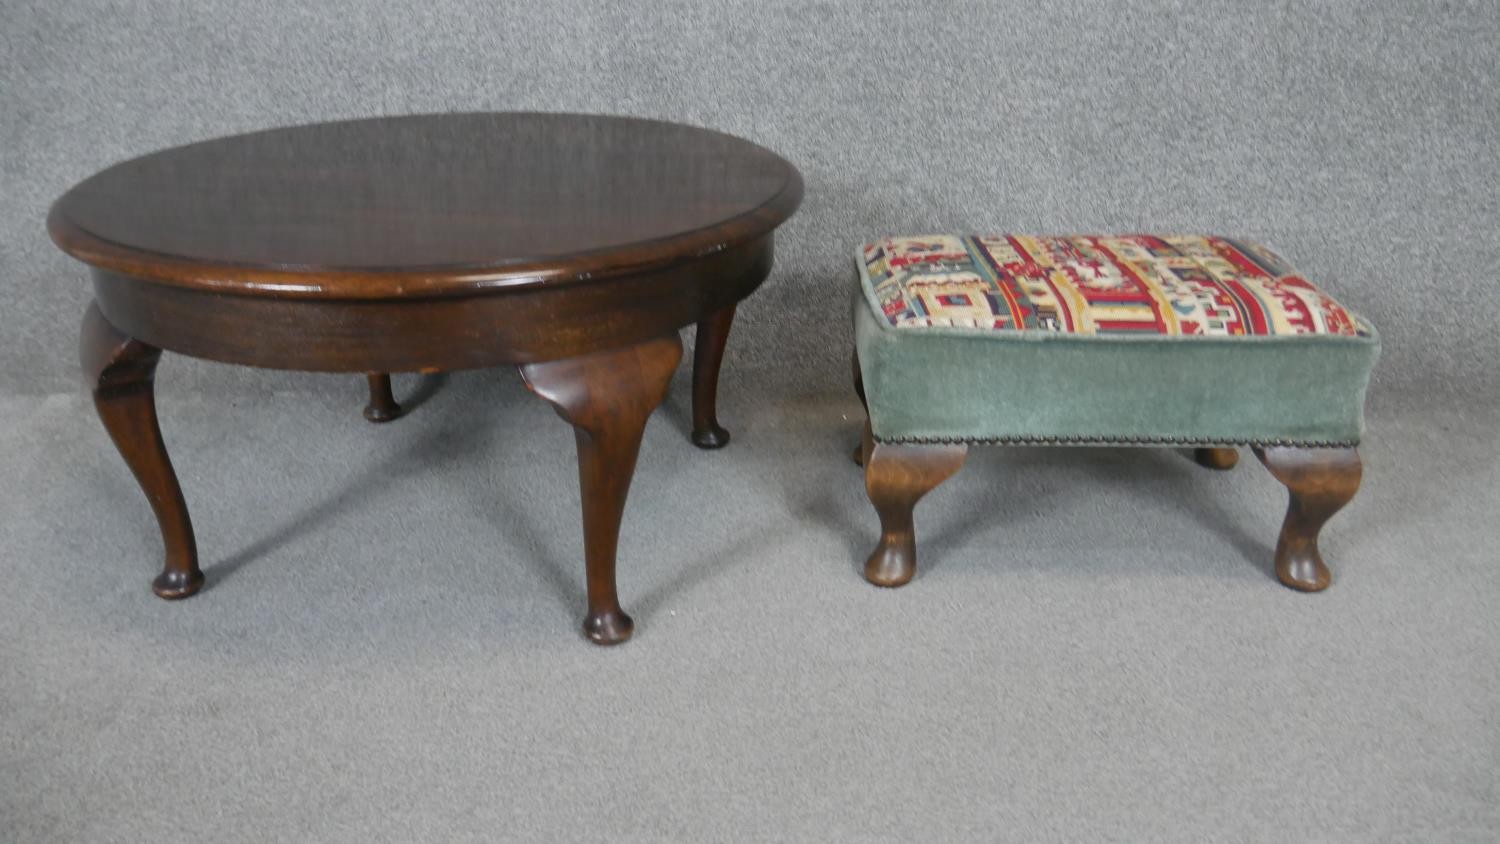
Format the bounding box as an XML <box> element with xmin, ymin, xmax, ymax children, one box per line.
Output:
<box><xmin>49</xmin><ymin>113</ymin><xmax>802</xmax><ymax>645</ymax></box>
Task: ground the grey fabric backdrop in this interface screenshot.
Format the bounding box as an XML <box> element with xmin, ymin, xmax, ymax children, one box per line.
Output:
<box><xmin>4</xmin><ymin>2</ymin><xmax>1500</xmax><ymax>842</ymax></box>
<box><xmin>3</xmin><ymin>0</ymin><xmax>1498</xmax><ymax>403</ymax></box>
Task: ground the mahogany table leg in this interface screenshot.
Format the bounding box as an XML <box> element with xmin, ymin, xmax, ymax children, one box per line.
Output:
<box><xmin>521</xmin><ymin>334</ymin><xmax>683</xmax><ymax>644</ymax></box>
<box><xmin>1194</xmin><ymin>447</ymin><xmax>1240</xmax><ymax>470</ymax></box>
<box><xmin>861</xmin><ymin>421</ymin><xmax>967</xmax><ymax>587</ymax></box>
<box><xmin>1254</xmin><ymin>446</ymin><xmax>1362</xmax><ymax>592</ymax></box>
<box><xmin>690</xmin><ymin>304</ymin><xmax>736</xmax><ymax>449</ymax></box>
<box><xmin>80</xmin><ymin>303</ymin><xmax>203</xmax><ymax>599</ymax></box>
<box><xmin>363</xmin><ymin>373</ymin><xmax>401</xmax><ymax>422</ymax></box>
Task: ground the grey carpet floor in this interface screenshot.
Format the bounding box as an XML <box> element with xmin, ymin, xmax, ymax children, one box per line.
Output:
<box><xmin>2</xmin><ymin>370</ymin><xmax>1497</xmax><ymax>842</ymax></box>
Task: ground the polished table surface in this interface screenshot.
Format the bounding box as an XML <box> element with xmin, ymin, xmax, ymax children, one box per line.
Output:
<box><xmin>52</xmin><ymin>113</ymin><xmax>802</xmax><ymax>644</ymax></box>
<box><xmin>51</xmin><ymin>112</ymin><xmax>801</xmax><ymax>297</ymax></box>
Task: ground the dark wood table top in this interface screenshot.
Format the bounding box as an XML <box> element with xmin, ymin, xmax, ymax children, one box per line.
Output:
<box><xmin>49</xmin><ymin>112</ymin><xmax>802</xmax><ymax>299</ymax></box>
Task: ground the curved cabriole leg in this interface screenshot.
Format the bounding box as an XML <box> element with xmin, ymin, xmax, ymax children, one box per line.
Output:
<box><xmin>521</xmin><ymin>334</ymin><xmax>683</xmax><ymax>645</ymax></box>
<box><xmin>363</xmin><ymin>373</ymin><xmax>401</xmax><ymax>422</ymax></box>
<box><xmin>80</xmin><ymin>303</ymin><xmax>203</xmax><ymax>600</ymax></box>
<box><xmin>690</xmin><ymin>304</ymin><xmax>736</xmax><ymax>449</ymax></box>
<box><xmin>1194</xmin><ymin>447</ymin><xmax>1239</xmax><ymax>470</ymax></box>
<box><xmin>1253</xmin><ymin>446</ymin><xmax>1362</xmax><ymax>592</ymax></box>
<box><xmin>851</xmin><ymin>348</ymin><xmax>867</xmax><ymax>467</ymax></box>
<box><xmin>861</xmin><ymin>421</ymin><xmax>967</xmax><ymax>587</ymax></box>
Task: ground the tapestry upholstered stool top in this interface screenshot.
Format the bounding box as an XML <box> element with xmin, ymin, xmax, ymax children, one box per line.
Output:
<box><xmin>850</xmin><ymin>234</ymin><xmax>1379</xmax><ymax>594</ymax></box>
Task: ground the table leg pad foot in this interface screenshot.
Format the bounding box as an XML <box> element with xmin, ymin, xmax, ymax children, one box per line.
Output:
<box><xmin>364</xmin><ymin>373</ymin><xmax>401</xmax><ymax>423</ymax></box>
<box><xmin>363</xmin><ymin>405</ymin><xmax>401</xmax><ymax>423</ymax></box>
<box><xmin>152</xmin><ymin>569</ymin><xmax>205</xmax><ymax>600</ymax></box>
<box><xmin>691</xmin><ymin>424</ymin><xmax>730</xmax><ymax>450</ymax></box>
<box><xmin>583</xmin><ymin>610</ymin><xmax>635</xmax><ymax>645</ymax></box>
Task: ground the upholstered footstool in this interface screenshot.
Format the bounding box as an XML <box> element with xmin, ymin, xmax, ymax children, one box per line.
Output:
<box><xmin>851</xmin><ymin>235</ymin><xmax>1379</xmax><ymax>591</ymax></box>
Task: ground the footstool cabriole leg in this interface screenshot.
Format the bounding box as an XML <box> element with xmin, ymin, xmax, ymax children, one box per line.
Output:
<box><xmin>1253</xmin><ymin>446</ymin><xmax>1362</xmax><ymax>592</ymax></box>
<box><xmin>520</xmin><ymin>334</ymin><xmax>684</xmax><ymax>645</ymax></box>
<box><xmin>851</xmin><ymin>348</ymin><xmax>867</xmax><ymax>467</ymax></box>
<box><xmin>861</xmin><ymin>421</ymin><xmax>967</xmax><ymax>588</ymax></box>
<box><xmin>1194</xmin><ymin>447</ymin><xmax>1239</xmax><ymax>470</ymax></box>
<box><xmin>79</xmin><ymin>303</ymin><xmax>203</xmax><ymax>600</ymax></box>
<box><xmin>690</xmin><ymin>304</ymin><xmax>736</xmax><ymax>449</ymax></box>
<box><xmin>363</xmin><ymin>373</ymin><xmax>401</xmax><ymax>422</ymax></box>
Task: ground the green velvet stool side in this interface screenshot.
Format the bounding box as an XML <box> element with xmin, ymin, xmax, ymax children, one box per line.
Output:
<box><xmin>851</xmin><ymin>234</ymin><xmax>1379</xmax><ymax>591</ymax></box>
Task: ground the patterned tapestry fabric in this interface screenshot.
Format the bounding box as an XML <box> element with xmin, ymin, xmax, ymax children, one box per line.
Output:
<box><xmin>861</xmin><ymin>235</ymin><xmax>1372</xmax><ymax>337</ymax></box>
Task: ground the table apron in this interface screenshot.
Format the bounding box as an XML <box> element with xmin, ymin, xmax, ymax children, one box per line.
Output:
<box><xmin>91</xmin><ymin>236</ymin><xmax>774</xmax><ymax>372</ymax></box>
